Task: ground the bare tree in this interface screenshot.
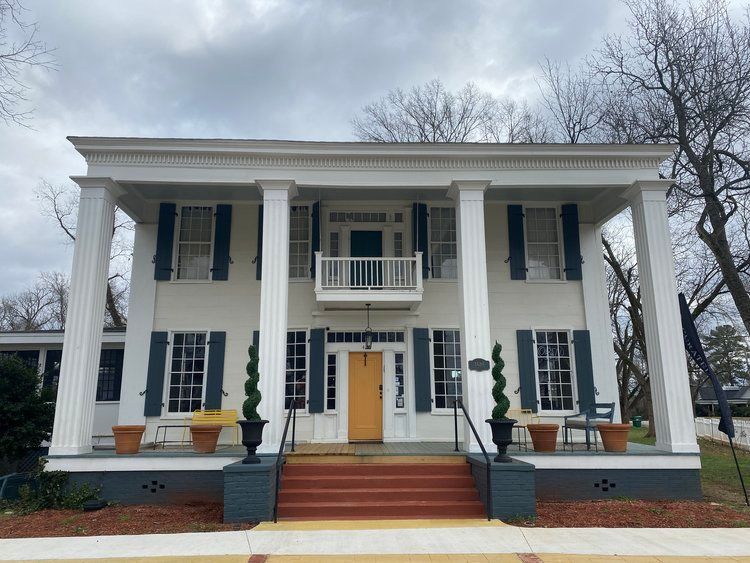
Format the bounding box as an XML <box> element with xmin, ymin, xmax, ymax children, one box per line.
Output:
<box><xmin>0</xmin><ymin>0</ymin><xmax>54</xmax><ymax>125</ymax></box>
<box><xmin>486</xmin><ymin>99</ymin><xmax>553</xmax><ymax>143</ymax></box>
<box><xmin>35</xmin><ymin>180</ymin><xmax>132</xmax><ymax>327</ymax></box>
<box><xmin>0</xmin><ymin>280</ymin><xmax>52</xmax><ymax>331</ymax></box>
<box><xmin>595</xmin><ymin>0</ymin><xmax>750</xmax><ymax>336</ymax></box>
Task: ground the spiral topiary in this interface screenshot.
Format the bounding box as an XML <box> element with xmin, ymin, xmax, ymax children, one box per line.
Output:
<box><xmin>491</xmin><ymin>341</ymin><xmax>510</xmax><ymax>420</ymax></box>
<box><xmin>242</xmin><ymin>345</ymin><xmax>262</xmax><ymax>420</ymax></box>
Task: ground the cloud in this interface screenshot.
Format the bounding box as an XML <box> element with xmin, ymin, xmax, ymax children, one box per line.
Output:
<box><xmin>0</xmin><ymin>0</ymin><xmax>626</xmax><ymax>294</ymax></box>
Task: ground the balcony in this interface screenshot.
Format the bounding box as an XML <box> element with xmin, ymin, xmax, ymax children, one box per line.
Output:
<box><xmin>314</xmin><ymin>252</ymin><xmax>424</xmax><ymax>310</ymax></box>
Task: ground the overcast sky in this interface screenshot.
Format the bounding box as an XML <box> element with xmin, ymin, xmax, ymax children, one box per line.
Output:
<box><xmin>0</xmin><ymin>0</ymin><xmax>635</xmax><ymax>295</ymax></box>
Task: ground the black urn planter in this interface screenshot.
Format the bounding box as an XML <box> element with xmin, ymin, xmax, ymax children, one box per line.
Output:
<box><xmin>237</xmin><ymin>419</ymin><xmax>268</xmax><ymax>464</ymax></box>
<box><xmin>486</xmin><ymin>418</ymin><xmax>517</xmax><ymax>463</ymax></box>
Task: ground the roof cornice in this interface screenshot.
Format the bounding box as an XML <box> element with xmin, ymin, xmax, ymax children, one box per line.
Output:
<box><xmin>68</xmin><ymin>137</ymin><xmax>676</xmax><ymax>172</ymax></box>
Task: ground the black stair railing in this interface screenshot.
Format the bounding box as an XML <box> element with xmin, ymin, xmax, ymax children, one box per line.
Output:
<box><xmin>272</xmin><ymin>399</ymin><xmax>299</xmax><ymax>523</ymax></box>
<box><xmin>453</xmin><ymin>398</ymin><xmax>493</xmax><ymax>521</ymax></box>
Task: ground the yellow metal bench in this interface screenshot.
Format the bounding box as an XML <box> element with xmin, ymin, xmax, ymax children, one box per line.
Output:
<box><xmin>183</xmin><ymin>409</ymin><xmax>239</xmax><ymax>445</ymax></box>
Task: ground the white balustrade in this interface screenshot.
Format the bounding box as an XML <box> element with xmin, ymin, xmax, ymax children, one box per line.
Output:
<box><xmin>315</xmin><ymin>252</ymin><xmax>423</xmax><ymax>292</ymax></box>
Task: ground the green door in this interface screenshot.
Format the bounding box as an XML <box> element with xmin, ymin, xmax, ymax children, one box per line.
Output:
<box><xmin>350</xmin><ymin>231</ymin><xmax>382</xmax><ymax>287</ymax></box>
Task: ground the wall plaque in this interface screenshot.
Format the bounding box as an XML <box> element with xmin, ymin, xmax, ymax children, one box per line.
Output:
<box><xmin>468</xmin><ymin>358</ymin><xmax>490</xmax><ymax>372</ymax></box>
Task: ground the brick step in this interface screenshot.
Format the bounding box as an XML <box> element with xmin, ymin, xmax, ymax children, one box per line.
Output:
<box><xmin>278</xmin><ymin>487</ymin><xmax>479</xmax><ymax>503</ymax></box>
<box><xmin>283</xmin><ymin>463</ymin><xmax>471</xmax><ymax>477</ymax></box>
<box><xmin>277</xmin><ymin>500</ymin><xmax>487</xmax><ymax>519</ymax></box>
<box><xmin>281</xmin><ymin>475</ymin><xmax>476</xmax><ymax>489</ymax></box>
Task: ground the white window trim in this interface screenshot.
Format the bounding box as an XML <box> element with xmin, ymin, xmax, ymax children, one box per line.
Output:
<box><xmin>171</xmin><ymin>203</ymin><xmax>215</xmax><ymax>284</ymax></box>
<box><xmin>521</xmin><ymin>203</ymin><xmax>566</xmax><ymax>284</ymax></box>
<box><xmin>285</xmin><ymin>327</ymin><xmax>311</xmax><ymax>415</ymax></box>
<box><xmin>429</xmin><ymin>326</ymin><xmax>464</xmax><ymax>415</ymax></box>
<box><xmin>427</xmin><ymin>205</ymin><xmax>458</xmax><ymax>281</ymax></box>
<box><xmin>289</xmin><ymin>204</ymin><xmax>313</xmax><ymax>281</ymax></box>
<box><xmin>160</xmin><ymin>329</ymin><xmax>211</xmax><ymax>419</ymax></box>
<box><xmin>531</xmin><ymin>326</ymin><xmax>579</xmax><ymax>417</ymax></box>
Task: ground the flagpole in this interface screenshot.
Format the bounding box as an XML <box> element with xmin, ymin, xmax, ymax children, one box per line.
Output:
<box><xmin>728</xmin><ymin>435</ymin><xmax>750</xmax><ymax>507</ymax></box>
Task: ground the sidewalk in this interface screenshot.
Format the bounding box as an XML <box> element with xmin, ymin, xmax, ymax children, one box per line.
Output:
<box><xmin>2</xmin><ymin>519</ymin><xmax>750</xmax><ymax>561</ymax></box>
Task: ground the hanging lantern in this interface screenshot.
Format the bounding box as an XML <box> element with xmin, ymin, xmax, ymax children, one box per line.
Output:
<box><xmin>363</xmin><ymin>303</ymin><xmax>373</xmax><ymax>350</ymax></box>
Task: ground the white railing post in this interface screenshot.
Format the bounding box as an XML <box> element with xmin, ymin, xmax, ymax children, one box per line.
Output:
<box><xmin>415</xmin><ymin>252</ymin><xmax>424</xmax><ymax>292</ymax></box>
<box><xmin>315</xmin><ymin>251</ymin><xmax>323</xmax><ymax>292</ymax></box>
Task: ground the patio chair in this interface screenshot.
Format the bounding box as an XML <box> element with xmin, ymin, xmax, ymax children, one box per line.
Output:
<box><xmin>563</xmin><ymin>402</ymin><xmax>615</xmax><ymax>451</ymax></box>
<box><xmin>507</xmin><ymin>408</ymin><xmax>539</xmax><ymax>451</ymax></box>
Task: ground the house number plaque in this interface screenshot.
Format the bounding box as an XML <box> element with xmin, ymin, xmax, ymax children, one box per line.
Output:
<box><xmin>468</xmin><ymin>358</ymin><xmax>490</xmax><ymax>371</ymax></box>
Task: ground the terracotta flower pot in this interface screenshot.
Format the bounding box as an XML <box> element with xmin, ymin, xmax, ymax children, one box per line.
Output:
<box><xmin>112</xmin><ymin>425</ymin><xmax>145</xmax><ymax>455</ymax></box>
<box><xmin>190</xmin><ymin>424</ymin><xmax>222</xmax><ymax>453</ymax></box>
<box><xmin>527</xmin><ymin>423</ymin><xmax>559</xmax><ymax>452</ymax></box>
<box><xmin>598</xmin><ymin>423</ymin><xmax>630</xmax><ymax>452</ymax></box>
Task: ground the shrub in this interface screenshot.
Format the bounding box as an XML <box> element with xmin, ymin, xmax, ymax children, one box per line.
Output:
<box><xmin>242</xmin><ymin>345</ymin><xmax>262</xmax><ymax>420</ymax></box>
<box><xmin>16</xmin><ymin>460</ymin><xmax>99</xmax><ymax>513</ymax></box>
<box><xmin>491</xmin><ymin>341</ymin><xmax>510</xmax><ymax>420</ymax></box>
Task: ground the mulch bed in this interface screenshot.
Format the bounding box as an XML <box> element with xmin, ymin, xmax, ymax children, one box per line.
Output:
<box><xmin>0</xmin><ymin>503</ymin><xmax>255</xmax><ymax>538</ymax></box>
<box><xmin>511</xmin><ymin>500</ymin><xmax>750</xmax><ymax>528</ymax></box>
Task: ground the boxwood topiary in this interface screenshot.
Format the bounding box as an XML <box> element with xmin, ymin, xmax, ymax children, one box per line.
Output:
<box><xmin>491</xmin><ymin>341</ymin><xmax>511</xmax><ymax>420</ymax></box>
<box><xmin>242</xmin><ymin>345</ymin><xmax>261</xmax><ymax>421</ymax></box>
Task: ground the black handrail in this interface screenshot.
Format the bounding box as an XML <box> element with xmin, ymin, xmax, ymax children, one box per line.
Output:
<box><xmin>453</xmin><ymin>399</ymin><xmax>492</xmax><ymax>521</ymax></box>
<box><xmin>272</xmin><ymin>400</ymin><xmax>298</xmax><ymax>523</ymax></box>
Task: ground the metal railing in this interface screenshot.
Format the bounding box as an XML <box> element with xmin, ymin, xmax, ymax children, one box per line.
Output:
<box><xmin>272</xmin><ymin>400</ymin><xmax>299</xmax><ymax>523</ymax></box>
<box><xmin>315</xmin><ymin>252</ymin><xmax>423</xmax><ymax>291</ymax></box>
<box><xmin>453</xmin><ymin>399</ymin><xmax>493</xmax><ymax>521</ymax></box>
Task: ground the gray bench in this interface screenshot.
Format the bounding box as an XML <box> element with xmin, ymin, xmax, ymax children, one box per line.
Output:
<box><xmin>563</xmin><ymin>403</ymin><xmax>615</xmax><ymax>450</ymax></box>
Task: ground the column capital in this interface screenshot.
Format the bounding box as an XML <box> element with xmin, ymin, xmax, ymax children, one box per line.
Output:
<box><xmin>69</xmin><ymin>176</ymin><xmax>125</xmax><ymax>203</ymax></box>
<box><xmin>622</xmin><ymin>179</ymin><xmax>674</xmax><ymax>204</ymax></box>
<box><xmin>448</xmin><ymin>180</ymin><xmax>491</xmax><ymax>201</ymax></box>
<box><xmin>255</xmin><ymin>179</ymin><xmax>298</xmax><ymax>199</ymax></box>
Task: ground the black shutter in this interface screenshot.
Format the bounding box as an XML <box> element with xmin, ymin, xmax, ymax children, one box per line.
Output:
<box><xmin>413</xmin><ymin>328</ymin><xmax>432</xmax><ymax>412</ymax></box>
<box><xmin>310</xmin><ymin>201</ymin><xmax>320</xmax><ymax>277</ymax></box>
<box><xmin>308</xmin><ymin>328</ymin><xmax>325</xmax><ymax>413</ymax></box>
<box><xmin>573</xmin><ymin>330</ymin><xmax>595</xmax><ymax>411</ymax></box>
<box><xmin>255</xmin><ymin>205</ymin><xmax>263</xmax><ymax>280</ymax></box>
<box><xmin>204</xmin><ymin>331</ymin><xmax>227</xmax><ymax>410</ymax></box>
<box><xmin>561</xmin><ymin>204</ymin><xmax>583</xmax><ymax>281</ymax></box>
<box><xmin>516</xmin><ymin>330</ymin><xmax>538</xmax><ymax>413</ymax></box>
<box><xmin>154</xmin><ymin>203</ymin><xmax>176</xmax><ymax>280</ymax></box>
<box><xmin>412</xmin><ymin>203</ymin><xmax>429</xmax><ymax>278</ymax></box>
<box><xmin>211</xmin><ymin>205</ymin><xmax>232</xmax><ymax>281</ymax></box>
<box><xmin>144</xmin><ymin>331</ymin><xmax>169</xmax><ymax>416</ymax></box>
<box><xmin>507</xmin><ymin>205</ymin><xmax>527</xmax><ymax>280</ymax></box>
<box><xmin>252</xmin><ymin>330</ymin><xmax>260</xmax><ymax>349</ymax></box>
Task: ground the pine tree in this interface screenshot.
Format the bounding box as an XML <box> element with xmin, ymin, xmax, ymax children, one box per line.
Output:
<box><xmin>704</xmin><ymin>325</ymin><xmax>750</xmax><ymax>386</ymax></box>
<box><xmin>243</xmin><ymin>345</ymin><xmax>262</xmax><ymax>420</ymax></box>
<box><xmin>491</xmin><ymin>341</ymin><xmax>510</xmax><ymax>420</ymax></box>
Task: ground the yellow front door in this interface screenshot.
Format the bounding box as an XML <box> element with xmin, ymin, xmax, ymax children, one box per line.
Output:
<box><xmin>348</xmin><ymin>352</ymin><xmax>383</xmax><ymax>441</ymax></box>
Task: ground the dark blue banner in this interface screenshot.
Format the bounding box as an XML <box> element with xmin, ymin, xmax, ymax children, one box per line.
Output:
<box><xmin>679</xmin><ymin>293</ymin><xmax>735</xmax><ymax>438</ymax></box>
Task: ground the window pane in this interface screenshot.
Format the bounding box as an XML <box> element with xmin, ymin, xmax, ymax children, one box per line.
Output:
<box><xmin>285</xmin><ymin>330</ymin><xmax>307</xmax><ymax>409</ymax></box>
<box><xmin>432</xmin><ymin>329</ymin><xmax>462</xmax><ymax>408</ymax></box>
<box><xmin>166</xmin><ymin>332</ymin><xmax>208</xmax><ymax>413</ymax></box>
<box><xmin>535</xmin><ymin>330</ymin><xmax>575</xmax><ymax>412</ymax></box>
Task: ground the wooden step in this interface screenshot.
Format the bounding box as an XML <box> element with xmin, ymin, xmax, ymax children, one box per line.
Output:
<box><xmin>278</xmin><ymin>487</ymin><xmax>480</xmax><ymax>503</ymax></box>
<box><xmin>283</xmin><ymin>463</ymin><xmax>471</xmax><ymax>477</ymax></box>
<box><xmin>281</xmin><ymin>474</ymin><xmax>476</xmax><ymax>490</ymax></box>
<box><xmin>277</xmin><ymin>500</ymin><xmax>487</xmax><ymax>519</ymax></box>
<box><xmin>285</xmin><ymin>455</ymin><xmax>466</xmax><ymax>464</ymax></box>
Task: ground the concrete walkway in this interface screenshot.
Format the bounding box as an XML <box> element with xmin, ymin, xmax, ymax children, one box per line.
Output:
<box><xmin>2</xmin><ymin>520</ymin><xmax>750</xmax><ymax>561</ymax></box>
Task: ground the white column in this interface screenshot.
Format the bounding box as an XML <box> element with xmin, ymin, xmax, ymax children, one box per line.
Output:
<box><xmin>256</xmin><ymin>180</ymin><xmax>297</xmax><ymax>453</ymax></box>
<box><xmin>624</xmin><ymin>180</ymin><xmax>699</xmax><ymax>453</ymax></box>
<box><xmin>117</xmin><ymin>222</ymin><xmax>157</xmax><ymax>425</ymax></box>
<box><xmin>580</xmin><ymin>222</ymin><xmax>622</xmax><ymax>422</ymax></box>
<box><xmin>450</xmin><ymin>180</ymin><xmax>493</xmax><ymax>452</ymax></box>
<box><xmin>49</xmin><ymin>180</ymin><xmax>123</xmax><ymax>455</ymax></box>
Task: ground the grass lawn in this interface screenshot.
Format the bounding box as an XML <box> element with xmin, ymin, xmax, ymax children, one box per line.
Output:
<box><xmin>629</xmin><ymin>425</ymin><xmax>750</xmax><ymax>509</ymax></box>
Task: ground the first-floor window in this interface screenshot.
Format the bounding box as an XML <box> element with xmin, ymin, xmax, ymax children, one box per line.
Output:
<box><xmin>326</xmin><ymin>353</ymin><xmax>337</xmax><ymax>410</ymax></box>
<box><xmin>96</xmin><ymin>348</ymin><xmax>124</xmax><ymax>402</ymax></box>
<box><xmin>394</xmin><ymin>352</ymin><xmax>405</xmax><ymax>409</ymax></box>
<box><xmin>286</xmin><ymin>330</ymin><xmax>307</xmax><ymax>409</ymax></box>
<box><xmin>535</xmin><ymin>330</ymin><xmax>575</xmax><ymax>411</ymax></box>
<box><xmin>432</xmin><ymin>329</ymin><xmax>462</xmax><ymax>409</ymax></box>
<box><xmin>167</xmin><ymin>332</ymin><xmax>207</xmax><ymax>413</ymax></box>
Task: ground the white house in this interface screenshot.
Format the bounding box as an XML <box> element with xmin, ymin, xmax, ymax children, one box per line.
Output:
<box><xmin>43</xmin><ymin>138</ymin><xmax>701</xmax><ymax>520</ymax></box>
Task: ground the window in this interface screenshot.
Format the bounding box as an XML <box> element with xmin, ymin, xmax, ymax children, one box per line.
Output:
<box><xmin>0</xmin><ymin>350</ymin><xmax>39</xmax><ymax>369</ymax></box>
<box><xmin>429</xmin><ymin>207</ymin><xmax>457</xmax><ymax>279</ymax></box>
<box><xmin>289</xmin><ymin>206</ymin><xmax>310</xmax><ymax>279</ymax></box>
<box><xmin>42</xmin><ymin>349</ymin><xmax>62</xmax><ymax>396</ymax></box>
<box><xmin>329</xmin><ymin>231</ymin><xmax>339</xmax><ymax>257</ymax></box>
<box><xmin>525</xmin><ymin>207</ymin><xmax>562</xmax><ymax>280</ymax></box>
<box><xmin>96</xmin><ymin>349</ymin><xmax>124</xmax><ymax>402</ymax></box>
<box><xmin>326</xmin><ymin>331</ymin><xmax>405</xmax><ymax>344</ymax></box>
<box><xmin>326</xmin><ymin>353</ymin><xmax>337</xmax><ymax>411</ymax></box>
<box><xmin>432</xmin><ymin>329</ymin><xmax>462</xmax><ymax>409</ymax></box>
<box><xmin>535</xmin><ymin>330</ymin><xmax>575</xmax><ymax>411</ymax></box>
<box><xmin>393</xmin><ymin>232</ymin><xmax>403</xmax><ymax>257</ymax></box>
<box><xmin>175</xmin><ymin>206</ymin><xmax>213</xmax><ymax>280</ymax></box>
<box><xmin>286</xmin><ymin>330</ymin><xmax>307</xmax><ymax>409</ymax></box>
<box><xmin>394</xmin><ymin>352</ymin><xmax>405</xmax><ymax>409</ymax></box>
<box><xmin>167</xmin><ymin>332</ymin><xmax>207</xmax><ymax>413</ymax></box>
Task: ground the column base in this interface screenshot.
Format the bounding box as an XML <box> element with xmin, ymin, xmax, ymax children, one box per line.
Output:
<box><xmin>656</xmin><ymin>440</ymin><xmax>700</xmax><ymax>454</ymax></box>
<box><xmin>48</xmin><ymin>444</ymin><xmax>93</xmax><ymax>456</ymax></box>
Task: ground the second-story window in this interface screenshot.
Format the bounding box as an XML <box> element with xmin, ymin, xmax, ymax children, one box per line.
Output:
<box><xmin>525</xmin><ymin>207</ymin><xmax>562</xmax><ymax>280</ymax></box>
<box><xmin>175</xmin><ymin>206</ymin><xmax>213</xmax><ymax>280</ymax></box>
<box><xmin>289</xmin><ymin>206</ymin><xmax>310</xmax><ymax>279</ymax></box>
<box><xmin>429</xmin><ymin>207</ymin><xmax>457</xmax><ymax>279</ymax></box>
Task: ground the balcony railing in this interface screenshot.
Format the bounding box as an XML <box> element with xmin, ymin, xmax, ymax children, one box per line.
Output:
<box><xmin>314</xmin><ymin>252</ymin><xmax>423</xmax><ymax>292</ymax></box>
